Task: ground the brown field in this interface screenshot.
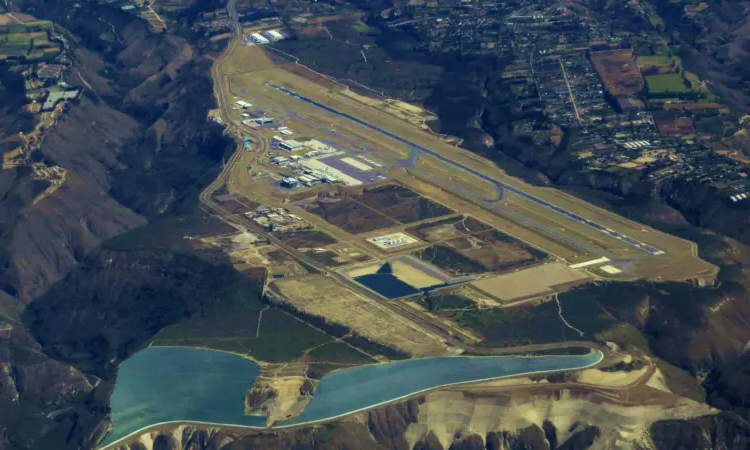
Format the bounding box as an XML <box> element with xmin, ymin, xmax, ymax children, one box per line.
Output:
<box><xmin>636</xmin><ymin>55</ymin><xmax>675</xmax><ymax>76</ymax></box>
<box><xmin>663</xmin><ymin>102</ymin><xmax>730</xmax><ymax>114</ymax></box>
<box><xmin>272</xmin><ymin>229</ymin><xmax>337</xmax><ymax>249</ymax></box>
<box><xmin>304</xmin><ymin>12</ymin><xmax>363</xmax><ymax>25</ymax></box>
<box><xmin>303</xmin><ymin>184</ymin><xmax>454</xmax><ymax>234</ymax></box>
<box><xmin>270</xmin><ymin>275</ymin><xmax>451</xmax><ymax>356</ymax></box>
<box><xmin>471</xmin><ymin>262</ymin><xmax>590</xmax><ymax>303</ymax></box>
<box><xmin>194</xmin><ymin>232</ymin><xmax>312</xmax><ymax>277</ymax></box>
<box><xmin>0</xmin><ymin>13</ymin><xmax>35</xmax><ymax>24</ymax></box>
<box><xmin>656</xmin><ymin>117</ymin><xmax>695</xmax><ymax>137</ymax></box>
<box><xmin>591</xmin><ymin>50</ymin><xmax>644</xmax><ymax>96</ymax></box>
<box><xmin>451</xmin><ymin>229</ymin><xmax>546</xmax><ymax>269</ymax></box>
<box><xmin>300</xmin><ymin>248</ymin><xmax>349</xmax><ymax>267</ymax></box>
<box><xmin>304</xmin><ymin>197</ymin><xmax>399</xmax><ymax>234</ymax></box>
<box><xmin>617</xmin><ymin>97</ymin><xmax>645</xmax><ymax>111</ymax></box>
<box><xmin>217</xmin><ymin>198</ymin><xmax>255</xmax><ymax>215</ymax></box>
<box><xmin>409</xmin><ymin>216</ymin><xmax>493</xmax><ymax>241</ymax></box>
<box><xmin>409</xmin><ymin>216</ymin><xmax>547</xmax><ymax>275</ymax></box>
<box><xmin>265</xmin><ymin>250</ymin><xmax>313</xmax><ymax>277</ymax></box>
<box><xmin>349</xmin><ymin>184</ymin><xmax>454</xmax><ymax>224</ymax></box>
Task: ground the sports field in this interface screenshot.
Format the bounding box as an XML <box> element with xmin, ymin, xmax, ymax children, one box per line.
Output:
<box><xmin>645</xmin><ymin>74</ymin><xmax>691</xmax><ymax>94</ymax></box>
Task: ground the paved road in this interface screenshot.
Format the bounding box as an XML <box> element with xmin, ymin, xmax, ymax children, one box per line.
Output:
<box><xmin>267</xmin><ymin>83</ymin><xmax>663</xmax><ymax>256</ymax></box>
<box><xmin>227</xmin><ymin>0</ymin><xmax>241</xmax><ymax>38</ymax></box>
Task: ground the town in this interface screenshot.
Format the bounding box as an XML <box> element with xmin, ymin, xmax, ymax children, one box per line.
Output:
<box><xmin>0</xmin><ymin>11</ymin><xmax>77</xmax><ymax>171</ymax></box>
<box><xmin>379</xmin><ymin>0</ymin><xmax>750</xmax><ymax>202</ymax></box>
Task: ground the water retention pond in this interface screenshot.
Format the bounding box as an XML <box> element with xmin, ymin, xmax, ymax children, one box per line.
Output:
<box><xmin>99</xmin><ymin>346</ymin><xmax>603</xmax><ymax>448</ymax></box>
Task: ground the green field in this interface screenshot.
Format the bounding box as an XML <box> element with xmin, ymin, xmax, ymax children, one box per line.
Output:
<box><xmin>308</xmin><ymin>341</ymin><xmax>377</xmax><ymax>365</ymax></box>
<box><xmin>432</xmin><ymin>293</ymin><xmax>619</xmax><ymax>348</ymax></box>
<box><xmin>418</xmin><ymin>293</ymin><xmax>476</xmax><ymax>312</ymax></box>
<box><xmin>150</xmin><ymin>282</ymin><xmax>336</xmax><ymax>362</ymax></box>
<box><xmin>645</xmin><ymin>74</ymin><xmax>691</xmax><ymax>94</ymax></box>
<box><xmin>0</xmin><ymin>24</ymin><xmax>59</xmax><ymax>60</ymax></box>
<box><xmin>148</xmin><ymin>269</ymin><xmax>403</xmax><ymax>366</ymax></box>
<box><xmin>637</xmin><ymin>55</ymin><xmax>671</xmax><ymax>66</ymax></box>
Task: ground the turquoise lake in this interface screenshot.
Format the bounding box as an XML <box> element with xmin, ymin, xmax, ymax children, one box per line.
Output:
<box><xmin>99</xmin><ymin>346</ymin><xmax>604</xmax><ymax>448</ymax></box>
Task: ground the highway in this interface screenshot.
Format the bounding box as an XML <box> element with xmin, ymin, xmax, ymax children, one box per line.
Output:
<box><xmin>267</xmin><ymin>83</ymin><xmax>664</xmax><ymax>256</ymax></box>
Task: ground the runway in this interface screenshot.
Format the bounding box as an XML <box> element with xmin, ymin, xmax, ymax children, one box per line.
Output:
<box><xmin>267</xmin><ymin>83</ymin><xmax>663</xmax><ymax>256</ymax></box>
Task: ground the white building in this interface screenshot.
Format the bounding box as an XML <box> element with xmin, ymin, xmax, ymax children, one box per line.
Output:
<box><xmin>266</xmin><ymin>29</ymin><xmax>285</xmax><ymax>41</ymax></box>
<box><xmin>249</xmin><ymin>33</ymin><xmax>270</xmax><ymax>45</ymax></box>
<box><xmin>279</xmin><ymin>139</ymin><xmax>304</xmax><ymax>151</ymax></box>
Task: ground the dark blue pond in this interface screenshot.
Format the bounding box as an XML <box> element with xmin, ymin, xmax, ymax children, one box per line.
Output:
<box><xmin>354</xmin><ymin>273</ymin><xmax>421</xmax><ymax>298</ymax></box>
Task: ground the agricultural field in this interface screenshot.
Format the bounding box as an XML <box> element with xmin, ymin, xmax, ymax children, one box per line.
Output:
<box><xmin>0</xmin><ymin>20</ymin><xmax>60</xmax><ymax>60</ymax></box>
<box><xmin>408</xmin><ymin>215</ymin><xmax>547</xmax><ymax>276</ymax></box>
<box><xmin>645</xmin><ymin>74</ymin><xmax>691</xmax><ymax>94</ymax></box>
<box><xmin>591</xmin><ymin>49</ymin><xmax>644</xmax><ymax>96</ymax></box>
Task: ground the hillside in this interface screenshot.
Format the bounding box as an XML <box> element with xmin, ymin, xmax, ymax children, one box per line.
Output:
<box><xmin>0</xmin><ymin>2</ymin><xmax>232</xmax><ymax>303</ymax></box>
<box><xmin>0</xmin><ymin>3</ymin><xmax>237</xmax><ymax>449</ymax></box>
<box><xmin>1</xmin><ymin>1</ymin><xmax>750</xmax><ymax>450</ymax></box>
